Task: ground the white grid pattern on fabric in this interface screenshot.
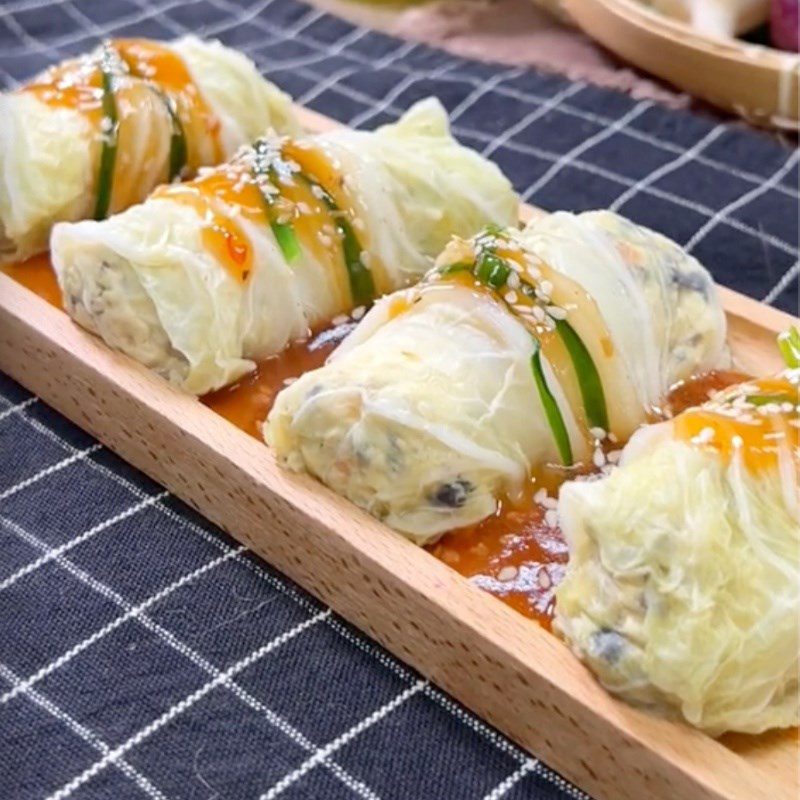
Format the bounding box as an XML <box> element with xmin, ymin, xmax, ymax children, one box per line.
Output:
<box><xmin>0</xmin><ymin>410</ymin><xmax>392</xmax><ymax>800</ymax></box>
<box><xmin>0</xmin><ymin>443</ymin><xmax>103</xmax><ymax>502</ymax></box>
<box><xmin>2</xmin><ymin>506</ymin><xmax>384</xmax><ymax>800</ymax></box>
<box><xmin>258</xmin><ymin>679</ymin><xmax>429</xmax><ymax>800</ymax></box>
<box><xmin>521</xmin><ymin>101</ymin><xmax>653</xmax><ymax>199</ymax></box>
<box><xmin>685</xmin><ymin>148</ymin><xmax>800</xmax><ymax>253</ymax></box>
<box><xmin>0</xmin><ymin>396</ymin><xmax>37</xmax><ymax>421</ymax></box>
<box><xmin>0</xmin><ymin>491</ymin><xmax>168</xmax><ymax>591</ymax></box>
<box><xmin>764</xmin><ymin>259</ymin><xmax>800</xmax><ymax>304</ymax></box>
<box><xmin>44</xmin><ymin>610</ymin><xmax>332</xmax><ymax>800</ymax></box>
<box><xmin>0</xmin><ymin>662</ymin><xmax>170</xmax><ymax>800</ymax></box>
<box><xmin>608</xmin><ymin>124</ymin><xmax>727</xmax><ymax>213</ymax></box>
<box><xmin>482</xmin><ymin>759</ymin><xmax>539</xmax><ymax>800</ymax></box>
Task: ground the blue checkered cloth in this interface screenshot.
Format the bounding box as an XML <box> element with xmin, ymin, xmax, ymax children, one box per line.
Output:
<box><xmin>0</xmin><ymin>1</ymin><xmax>798</xmax><ymax>798</ymax></box>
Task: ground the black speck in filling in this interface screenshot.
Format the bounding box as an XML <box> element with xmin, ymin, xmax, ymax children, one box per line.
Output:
<box><xmin>430</xmin><ymin>478</ymin><xmax>473</xmax><ymax>509</ymax></box>
<box><xmin>591</xmin><ymin>628</ymin><xmax>626</xmax><ymax>665</ymax></box>
<box><xmin>671</xmin><ymin>268</ymin><xmax>710</xmax><ymax>298</ymax></box>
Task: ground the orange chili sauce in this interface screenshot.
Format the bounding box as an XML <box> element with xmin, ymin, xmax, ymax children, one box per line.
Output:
<box><xmin>1</xmin><ymin>254</ymin><xmax>62</xmax><ymax>307</ymax></box>
<box><xmin>0</xmin><ymin>259</ymin><xmax>751</xmax><ymax>628</ymax></box>
<box><xmin>202</xmin><ymin>323</ymin><xmax>356</xmax><ymax>437</ymax></box>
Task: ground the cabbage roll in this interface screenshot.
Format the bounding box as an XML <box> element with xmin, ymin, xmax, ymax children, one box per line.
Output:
<box><xmin>51</xmin><ymin>99</ymin><xmax>517</xmax><ymax>394</ymax></box>
<box><xmin>555</xmin><ymin>334</ymin><xmax>800</xmax><ymax>734</ymax></box>
<box><xmin>0</xmin><ymin>36</ymin><xmax>297</xmax><ymax>262</ymax></box>
<box><xmin>266</xmin><ymin>212</ymin><xmax>728</xmax><ymax>544</ymax></box>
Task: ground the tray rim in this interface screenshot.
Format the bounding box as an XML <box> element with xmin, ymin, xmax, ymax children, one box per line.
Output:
<box><xmin>0</xmin><ymin>107</ymin><xmax>798</xmax><ymax>800</ymax></box>
<box><xmin>564</xmin><ymin>0</ymin><xmax>800</xmax><ymax>129</ymax></box>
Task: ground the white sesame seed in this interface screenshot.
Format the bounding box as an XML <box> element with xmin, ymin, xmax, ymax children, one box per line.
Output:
<box><xmin>537</xmin><ymin>568</ymin><xmax>552</xmax><ymax>590</ymax></box>
<box><xmin>590</xmin><ymin>427</ymin><xmax>607</xmax><ymax>441</ymax></box>
<box><xmin>504</xmin><ymin>291</ymin><xmax>518</xmax><ymax>304</ymax></box>
<box><xmin>497</xmin><ymin>566</ymin><xmax>518</xmax><ymax>582</ymax></box>
<box><xmin>540</xmin><ymin>280</ymin><xmax>553</xmax><ymax>296</ymax></box>
<box><xmin>545</xmin><ymin>509</ymin><xmax>559</xmax><ymax>528</ymax></box>
<box><xmin>546</xmin><ymin>305</ymin><xmax>568</xmax><ymax>320</ymax></box>
<box><xmin>351</xmin><ymin>305</ymin><xmax>366</xmax><ymax>320</ymax></box>
<box><xmin>332</xmin><ymin>314</ymin><xmax>349</xmax><ymax>327</ymax></box>
<box><xmin>534</xmin><ymin>488</ymin><xmax>548</xmax><ymax>505</ymax></box>
<box><xmin>542</xmin><ymin>496</ymin><xmax>558</xmax><ymax>510</ymax></box>
<box><xmin>694</xmin><ymin>426</ymin><xmax>716</xmax><ymax>444</ymax></box>
<box><xmin>593</xmin><ymin>448</ymin><xmax>606</xmax><ymax>468</ymax></box>
<box><xmin>507</xmin><ymin>272</ymin><xmax>521</xmax><ymax>289</ymax></box>
<box><xmin>532</xmin><ymin>305</ymin><xmax>546</xmax><ymax>322</ymax></box>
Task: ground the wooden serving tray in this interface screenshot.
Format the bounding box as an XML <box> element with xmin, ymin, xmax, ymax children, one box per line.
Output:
<box><xmin>1</xmin><ymin>107</ymin><xmax>798</xmax><ymax>800</ymax></box>
<box><xmin>564</xmin><ymin>0</ymin><xmax>800</xmax><ymax>129</ymax></box>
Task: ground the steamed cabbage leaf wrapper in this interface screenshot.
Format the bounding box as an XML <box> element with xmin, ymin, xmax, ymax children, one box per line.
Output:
<box><xmin>51</xmin><ymin>98</ymin><xmax>517</xmax><ymax>394</ymax></box>
<box><xmin>266</xmin><ymin>212</ymin><xmax>727</xmax><ymax>544</ymax></box>
<box><xmin>555</xmin><ymin>346</ymin><xmax>800</xmax><ymax>735</ymax></box>
<box><xmin>0</xmin><ymin>36</ymin><xmax>297</xmax><ymax>262</ymax></box>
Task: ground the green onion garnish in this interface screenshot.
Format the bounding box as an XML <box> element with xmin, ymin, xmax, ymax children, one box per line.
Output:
<box><xmin>555</xmin><ymin>319</ymin><xmax>609</xmax><ymax>432</ymax></box>
<box><xmin>475</xmin><ymin>251</ymin><xmax>511</xmax><ymax>289</ymax></box>
<box><xmin>164</xmin><ymin>96</ymin><xmax>187</xmax><ymax>181</ymax></box>
<box><xmin>745</xmin><ymin>393</ymin><xmax>794</xmax><ymax>407</ymax></box>
<box><xmin>270</xmin><ymin>217</ymin><xmax>302</xmax><ymax>263</ymax></box>
<box><xmin>438</xmin><ymin>225</ymin><xmax>603</xmax><ymax>463</ymax></box>
<box><xmin>438</xmin><ymin>262</ymin><xmax>474</xmax><ymax>277</ymax></box>
<box><xmin>531</xmin><ymin>339</ymin><xmax>573</xmax><ymax>465</ymax></box>
<box><xmin>778</xmin><ymin>327</ymin><xmax>800</xmax><ymax>369</ymax></box>
<box><xmin>92</xmin><ymin>49</ymin><xmax>119</xmax><ymax>220</ymax></box>
<box><xmin>301</xmin><ymin>175</ymin><xmax>375</xmax><ymax>307</ymax></box>
<box><xmin>251</xmin><ymin>141</ymin><xmax>302</xmax><ymax>266</ymax></box>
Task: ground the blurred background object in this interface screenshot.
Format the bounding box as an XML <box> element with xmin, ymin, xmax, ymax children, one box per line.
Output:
<box><xmin>312</xmin><ymin>0</ymin><xmax>690</xmax><ymax>106</ymax></box>
<box><xmin>641</xmin><ymin>0</ymin><xmax>770</xmax><ymax>38</ymax></box>
<box><xmin>772</xmin><ymin>0</ymin><xmax>799</xmax><ymax>50</ymax></box>
<box><xmin>312</xmin><ymin>0</ymin><xmax>800</xmax><ymax>129</ymax></box>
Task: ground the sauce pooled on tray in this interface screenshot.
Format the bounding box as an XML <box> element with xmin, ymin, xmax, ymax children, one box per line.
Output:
<box><xmin>1</xmin><ymin>259</ymin><xmax>748</xmax><ymax>628</ymax></box>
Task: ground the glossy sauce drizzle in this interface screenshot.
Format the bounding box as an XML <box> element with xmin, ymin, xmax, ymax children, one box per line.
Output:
<box><xmin>152</xmin><ymin>163</ymin><xmax>266</xmax><ymax>282</ymax></box>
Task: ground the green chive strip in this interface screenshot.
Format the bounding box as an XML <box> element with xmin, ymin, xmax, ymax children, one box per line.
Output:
<box><xmin>269</xmin><ymin>208</ymin><xmax>302</xmax><ymax>264</ymax></box>
<box><xmin>164</xmin><ymin>96</ymin><xmax>187</xmax><ymax>181</ymax></box>
<box><xmin>555</xmin><ymin>319</ymin><xmax>609</xmax><ymax>432</ymax></box>
<box><xmin>93</xmin><ymin>52</ymin><xmax>119</xmax><ymax>221</ymax></box>
<box><xmin>531</xmin><ymin>340</ymin><xmax>573</xmax><ymax>466</ymax></box>
<box><xmin>745</xmin><ymin>393</ymin><xmax>795</xmax><ymax>407</ymax></box>
<box><xmin>251</xmin><ymin>141</ymin><xmax>302</xmax><ymax>265</ymax></box>
<box><xmin>778</xmin><ymin>327</ymin><xmax>800</xmax><ymax>369</ymax></box>
<box><xmin>475</xmin><ymin>250</ymin><xmax>511</xmax><ymax>289</ymax></box>
<box><xmin>300</xmin><ymin>174</ymin><xmax>375</xmax><ymax>307</ymax></box>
